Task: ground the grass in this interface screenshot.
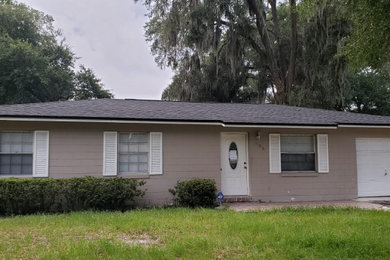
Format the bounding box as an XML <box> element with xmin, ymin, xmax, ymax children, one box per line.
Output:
<box><xmin>0</xmin><ymin>207</ymin><xmax>390</xmax><ymax>259</ymax></box>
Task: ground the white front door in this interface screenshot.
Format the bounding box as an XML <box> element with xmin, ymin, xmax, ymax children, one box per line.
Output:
<box><xmin>356</xmin><ymin>138</ymin><xmax>390</xmax><ymax>197</ymax></box>
<box><xmin>221</xmin><ymin>133</ymin><xmax>249</xmax><ymax>196</ymax></box>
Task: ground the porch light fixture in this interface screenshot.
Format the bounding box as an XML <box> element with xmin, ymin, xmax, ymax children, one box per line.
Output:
<box><xmin>256</xmin><ymin>131</ymin><xmax>261</xmax><ymax>141</ymax></box>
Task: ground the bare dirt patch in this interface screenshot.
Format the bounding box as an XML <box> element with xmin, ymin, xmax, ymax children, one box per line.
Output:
<box><xmin>0</xmin><ymin>229</ymin><xmax>161</xmax><ymax>248</ymax></box>
<box><xmin>117</xmin><ymin>232</ymin><xmax>160</xmax><ymax>247</ymax></box>
<box><xmin>372</xmin><ymin>200</ymin><xmax>390</xmax><ymax>206</ymax></box>
<box><xmin>228</xmin><ymin>200</ymin><xmax>390</xmax><ymax>212</ymax></box>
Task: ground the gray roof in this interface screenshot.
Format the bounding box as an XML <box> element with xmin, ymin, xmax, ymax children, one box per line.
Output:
<box><xmin>0</xmin><ymin>99</ymin><xmax>390</xmax><ymax>126</ymax></box>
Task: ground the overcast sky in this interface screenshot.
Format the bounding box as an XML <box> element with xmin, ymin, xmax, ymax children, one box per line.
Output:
<box><xmin>20</xmin><ymin>0</ymin><xmax>173</xmax><ymax>100</ymax></box>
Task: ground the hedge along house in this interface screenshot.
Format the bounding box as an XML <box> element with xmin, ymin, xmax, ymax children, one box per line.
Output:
<box><xmin>1</xmin><ymin>99</ymin><xmax>390</xmax><ymax>204</ymax></box>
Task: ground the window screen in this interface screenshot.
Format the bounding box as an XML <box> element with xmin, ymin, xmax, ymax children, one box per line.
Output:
<box><xmin>118</xmin><ymin>133</ymin><xmax>149</xmax><ymax>173</ymax></box>
<box><xmin>281</xmin><ymin>135</ymin><xmax>315</xmax><ymax>172</ymax></box>
<box><xmin>0</xmin><ymin>132</ymin><xmax>33</xmax><ymax>175</ymax></box>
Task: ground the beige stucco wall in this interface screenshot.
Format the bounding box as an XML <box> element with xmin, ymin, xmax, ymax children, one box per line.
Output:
<box><xmin>1</xmin><ymin>120</ymin><xmax>390</xmax><ymax>204</ymax></box>
<box><xmin>245</xmin><ymin>128</ymin><xmax>356</xmax><ymax>202</ymax></box>
<box><xmin>0</xmin><ymin>121</ymin><xmax>221</xmax><ymax>205</ymax></box>
<box><xmin>242</xmin><ymin>127</ymin><xmax>390</xmax><ymax>202</ymax></box>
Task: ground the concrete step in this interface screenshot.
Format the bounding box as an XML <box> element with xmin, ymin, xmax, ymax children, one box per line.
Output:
<box><xmin>223</xmin><ymin>196</ymin><xmax>252</xmax><ymax>203</ymax></box>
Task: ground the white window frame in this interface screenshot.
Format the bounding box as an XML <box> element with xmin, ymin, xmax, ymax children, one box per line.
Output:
<box><xmin>117</xmin><ymin>132</ymin><xmax>150</xmax><ymax>175</ymax></box>
<box><xmin>0</xmin><ymin>131</ymin><xmax>34</xmax><ymax>177</ymax></box>
<box><xmin>280</xmin><ymin>134</ymin><xmax>317</xmax><ymax>173</ymax></box>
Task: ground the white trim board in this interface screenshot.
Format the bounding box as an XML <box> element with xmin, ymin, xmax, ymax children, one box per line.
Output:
<box><xmin>0</xmin><ymin>117</ymin><xmax>222</xmax><ymax>126</ymax></box>
<box><xmin>338</xmin><ymin>124</ymin><xmax>390</xmax><ymax>129</ymax></box>
<box><xmin>2</xmin><ymin>117</ymin><xmax>390</xmax><ymax>129</ymax></box>
<box><xmin>223</xmin><ymin>124</ymin><xmax>337</xmax><ymax>129</ymax></box>
<box><xmin>0</xmin><ymin>117</ymin><xmax>338</xmax><ymax>129</ymax></box>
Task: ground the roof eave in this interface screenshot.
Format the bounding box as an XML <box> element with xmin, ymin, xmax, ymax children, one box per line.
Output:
<box><xmin>0</xmin><ymin>116</ymin><xmax>337</xmax><ymax>129</ymax></box>
<box><xmin>1</xmin><ymin>116</ymin><xmax>390</xmax><ymax>129</ymax></box>
<box><xmin>338</xmin><ymin>124</ymin><xmax>390</xmax><ymax>128</ymax></box>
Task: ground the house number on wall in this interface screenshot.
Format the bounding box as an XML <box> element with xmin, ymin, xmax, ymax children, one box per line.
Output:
<box><xmin>229</xmin><ymin>142</ymin><xmax>238</xmax><ymax>169</ymax></box>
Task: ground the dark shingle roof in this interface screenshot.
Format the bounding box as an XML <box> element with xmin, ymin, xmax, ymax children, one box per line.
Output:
<box><xmin>1</xmin><ymin>99</ymin><xmax>390</xmax><ymax>126</ymax></box>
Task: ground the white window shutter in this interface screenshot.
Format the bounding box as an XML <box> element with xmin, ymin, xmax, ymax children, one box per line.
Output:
<box><xmin>103</xmin><ymin>131</ymin><xmax>117</xmax><ymax>176</ymax></box>
<box><xmin>33</xmin><ymin>131</ymin><xmax>49</xmax><ymax>177</ymax></box>
<box><xmin>269</xmin><ymin>134</ymin><xmax>281</xmax><ymax>173</ymax></box>
<box><xmin>317</xmin><ymin>134</ymin><xmax>329</xmax><ymax>173</ymax></box>
<box><xmin>150</xmin><ymin>132</ymin><xmax>163</xmax><ymax>175</ymax></box>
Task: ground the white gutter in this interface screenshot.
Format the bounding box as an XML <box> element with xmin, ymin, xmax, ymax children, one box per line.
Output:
<box><xmin>0</xmin><ymin>116</ymin><xmax>340</xmax><ymax>129</ymax></box>
<box><xmin>2</xmin><ymin>117</ymin><xmax>388</xmax><ymax>129</ymax></box>
<box><xmin>223</xmin><ymin>124</ymin><xmax>337</xmax><ymax>129</ymax></box>
<box><xmin>338</xmin><ymin>124</ymin><xmax>390</xmax><ymax>129</ymax></box>
<box><xmin>0</xmin><ymin>117</ymin><xmax>222</xmax><ymax>126</ymax></box>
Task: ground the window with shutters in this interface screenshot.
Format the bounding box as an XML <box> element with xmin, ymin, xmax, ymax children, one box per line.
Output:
<box><xmin>118</xmin><ymin>133</ymin><xmax>149</xmax><ymax>174</ymax></box>
<box><xmin>0</xmin><ymin>132</ymin><xmax>33</xmax><ymax>176</ymax></box>
<box><xmin>281</xmin><ymin>135</ymin><xmax>316</xmax><ymax>172</ymax></box>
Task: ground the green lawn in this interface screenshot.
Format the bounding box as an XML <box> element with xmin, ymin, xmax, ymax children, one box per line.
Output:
<box><xmin>0</xmin><ymin>207</ymin><xmax>389</xmax><ymax>259</ymax></box>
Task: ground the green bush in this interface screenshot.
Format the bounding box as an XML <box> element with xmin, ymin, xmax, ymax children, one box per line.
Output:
<box><xmin>169</xmin><ymin>178</ymin><xmax>217</xmax><ymax>208</ymax></box>
<box><xmin>0</xmin><ymin>177</ymin><xmax>145</xmax><ymax>216</ymax></box>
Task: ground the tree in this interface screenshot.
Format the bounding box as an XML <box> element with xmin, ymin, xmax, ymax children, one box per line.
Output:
<box><xmin>73</xmin><ymin>66</ymin><xmax>113</xmax><ymax>100</ymax></box>
<box><xmin>292</xmin><ymin>0</ymin><xmax>351</xmax><ymax>110</ymax></box>
<box><xmin>245</xmin><ymin>0</ymin><xmax>298</xmax><ymax>104</ymax></box>
<box><xmin>0</xmin><ymin>0</ymin><xmax>74</xmax><ymax>104</ymax></box>
<box><xmin>296</xmin><ymin>0</ymin><xmax>390</xmax><ymax>113</ymax></box>
<box><xmin>347</xmin><ymin>68</ymin><xmax>390</xmax><ymax>115</ymax></box>
<box><xmin>0</xmin><ymin>0</ymin><xmax>112</xmax><ymax>104</ymax></box>
<box><xmin>142</xmin><ymin>0</ymin><xmax>390</xmax><ymax>115</ymax></box>
<box><xmin>145</xmin><ymin>0</ymin><xmax>256</xmax><ymax>102</ymax></box>
<box><xmin>0</xmin><ymin>35</ymin><xmax>74</xmax><ymax>104</ymax></box>
<box><xmin>140</xmin><ymin>0</ymin><xmax>353</xmax><ymax>107</ymax></box>
<box><xmin>300</xmin><ymin>0</ymin><xmax>390</xmax><ymax>69</ymax></box>
<box><xmin>140</xmin><ymin>0</ymin><xmax>300</xmax><ymax>104</ymax></box>
<box><xmin>343</xmin><ymin>0</ymin><xmax>390</xmax><ymax>69</ymax></box>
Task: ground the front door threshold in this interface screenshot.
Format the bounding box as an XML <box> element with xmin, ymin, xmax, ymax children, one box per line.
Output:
<box><xmin>224</xmin><ymin>196</ymin><xmax>252</xmax><ymax>203</ymax></box>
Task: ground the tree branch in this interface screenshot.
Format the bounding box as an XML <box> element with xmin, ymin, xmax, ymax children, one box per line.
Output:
<box><xmin>245</xmin><ymin>34</ymin><xmax>267</xmax><ymax>60</ymax></box>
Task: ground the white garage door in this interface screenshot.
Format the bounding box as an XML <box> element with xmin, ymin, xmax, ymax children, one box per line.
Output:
<box><xmin>356</xmin><ymin>138</ymin><xmax>390</xmax><ymax>197</ymax></box>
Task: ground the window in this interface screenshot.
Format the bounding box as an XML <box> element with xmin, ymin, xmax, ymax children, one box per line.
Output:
<box><xmin>0</xmin><ymin>132</ymin><xmax>33</xmax><ymax>176</ymax></box>
<box><xmin>229</xmin><ymin>142</ymin><xmax>238</xmax><ymax>169</ymax></box>
<box><xmin>281</xmin><ymin>135</ymin><xmax>315</xmax><ymax>172</ymax></box>
<box><xmin>118</xmin><ymin>133</ymin><xmax>149</xmax><ymax>174</ymax></box>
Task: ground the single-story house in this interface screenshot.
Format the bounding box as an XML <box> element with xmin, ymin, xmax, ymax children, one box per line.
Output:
<box><xmin>0</xmin><ymin>99</ymin><xmax>390</xmax><ymax>204</ymax></box>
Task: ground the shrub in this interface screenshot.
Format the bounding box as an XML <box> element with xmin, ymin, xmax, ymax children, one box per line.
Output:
<box><xmin>169</xmin><ymin>178</ymin><xmax>217</xmax><ymax>208</ymax></box>
<box><xmin>0</xmin><ymin>177</ymin><xmax>145</xmax><ymax>216</ymax></box>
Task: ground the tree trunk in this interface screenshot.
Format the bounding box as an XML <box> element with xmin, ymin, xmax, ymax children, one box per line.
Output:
<box><xmin>246</xmin><ymin>0</ymin><xmax>285</xmax><ymax>104</ymax></box>
<box><xmin>246</xmin><ymin>0</ymin><xmax>298</xmax><ymax>105</ymax></box>
<box><xmin>286</xmin><ymin>0</ymin><xmax>297</xmax><ymax>104</ymax></box>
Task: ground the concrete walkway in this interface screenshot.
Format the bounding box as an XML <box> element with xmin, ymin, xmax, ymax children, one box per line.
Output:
<box><xmin>227</xmin><ymin>199</ymin><xmax>390</xmax><ymax>212</ymax></box>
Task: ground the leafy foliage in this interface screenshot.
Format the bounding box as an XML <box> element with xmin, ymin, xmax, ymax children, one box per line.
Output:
<box><xmin>140</xmin><ymin>0</ymin><xmax>351</xmax><ymax>107</ymax></box>
<box><xmin>0</xmin><ymin>0</ymin><xmax>112</xmax><ymax>104</ymax></box>
<box><xmin>0</xmin><ymin>1</ymin><xmax>74</xmax><ymax>104</ymax></box>
<box><xmin>292</xmin><ymin>0</ymin><xmax>351</xmax><ymax>109</ymax></box>
<box><xmin>344</xmin><ymin>0</ymin><xmax>390</xmax><ymax>69</ymax></box>
<box><xmin>141</xmin><ymin>0</ymin><xmax>390</xmax><ymax>115</ymax></box>
<box><xmin>300</xmin><ymin>0</ymin><xmax>390</xmax><ymax>69</ymax></box>
<box><xmin>146</xmin><ymin>0</ymin><xmax>255</xmax><ymax>102</ymax></box>
<box><xmin>169</xmin><ymin>178</ymin><xmax>217</xmax><ymax>208</ymax></box>
<box><xmin>73</xmin><ymin>65</ymin><xmax>113</xmax><ymax>100</ymax></box>
<box><xmin>347</xmin><ymin>68</ymin><xmax>390</xmax><ymax>115</ymax></box>
<box><xmin>0</xmin><ymin>177</ymin><xmax>145</xmax><ymax>216</ymax></box>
